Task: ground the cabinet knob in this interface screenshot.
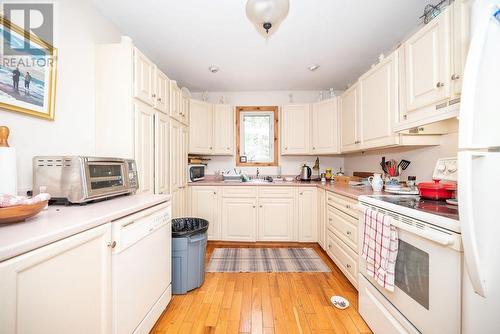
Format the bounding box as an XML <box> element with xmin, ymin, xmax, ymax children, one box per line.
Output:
<box><xmin>346</xmin><ymin>264</ymin><xmax>351</xmax><ymax>269</ymax></box>
<box><xmin>158</xmin><ymin>97</ymin><xmax>162</xmax><ymax>102</ymax></box>
<box><xmin>227</xmin><ymin>147</ymin><xmax>230</xmax><ymax>150</ymax></box>
<box><xmin>403</xmin><ymin>115</ymin><xmax>408</xmax><ymax>120</ymax></box>
<box><xmin>313</xmin><ymin>147</ymin><xmax>316</xmax><ymax>150</ymax></box>
<box><xmin>108</xmin><ymin>241</ymin><xmax>117</xmax><ymax>249</ymax></box>
<box><xmin>346</xmin><ymin>205</ymin><xmax>351</xmax><ymax>209</ymax></box>
<box><xmin>213</xmin><ymin>192</ymin><xmax>217</xmax><ymax>195</ymax></box>
<box><xmin>285</xmin><ymin>147</ymin><xmax>288</xmax><ymax>150</ymax></box>
<box><xmin>259</xmin><ymin>205</ymin><xmax>263</xmax><ymax>208</ymax></box>
<box><xmin>253</xmin><ymin>205</ymin><xmax>256</xmax><ymax>208</ymax></box>
<box><xmin>346</xmin><ymin>231</ymin><xmax>351</xmax><ymax>236</ymax></box>
<box><xmin>210</xmin><ymin>147</ymin><xmax>213</xmax><ymax>150</ymax></box>
<box><xmin>451</xmin><ymin>74</ymin><xmax>461</xmax><ymax>80</ymax></box>
<box><xmin>354</xmin><ymin>141</ymin><xmax>361</xmax><ymax>144</ymax></box>
<box><xmin>328</xmin><ymin>244</ymin><xmax>332</xmax><ymax>249</ymax></box>
<box><xmin>329</xmin><ymin>218</ymin><xmax>332</xmax><ymax>221</ymax></box>
<box><xmin>152</xmin><ymin>93</ymin><xmax>156</xmax><ymax>98</ymax></box>
<box><xmin>436</xmin><ymin>82</ymin><xmax>445</xmax><ymax>88</ymax></box>
<box><xmin>300</xmin><ymin>192</ymin><xmax>303</xmax><ymax>195</ymax></box>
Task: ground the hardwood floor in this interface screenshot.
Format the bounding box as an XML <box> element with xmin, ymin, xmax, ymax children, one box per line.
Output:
<box><xmin>152</xmin><ymin>242</ymin><xmax>372</xmax><ymax>334</ymax></box>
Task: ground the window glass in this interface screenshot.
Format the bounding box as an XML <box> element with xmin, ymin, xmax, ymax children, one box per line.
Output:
<box><xmin>241</xmin><ymin>112</ymin><xmax>273</xmax><ymax>163</ymax></box>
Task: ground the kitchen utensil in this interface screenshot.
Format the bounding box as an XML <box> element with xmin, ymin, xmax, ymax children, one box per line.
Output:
<box><xmin>407</xmin><ymin>176</ymin><xmax>417</xmax><ymax>187</ymax></box>
<box><xmin>299</xmin><ymin>164</ymin><xmax>312</xmax><ymax>181</ymax></box>
<box><xmin>0</xmin><ymin>200</ymin><xmax>48</xmax><ymax>224</ymax></box>
<box><xmin>398</xmin><ymin>159</ymin><xmax>411</xmax><ymax>171</ymax></box>
<box><xmin>0</xmin><ymin>126</ymin><xmax>17</xmax><ymax>196</ymax></box>
<box><xmin>381</xmin><ymin>157</ymin><xmax>387</xmax><ymax>174</ymax></box>
<box><xmin>368</xmin><ymin>173</ymin><xmax>384</xmax><ymax>192</ymax></box>
<box><xmin>417</xmin><ymin>180</ymin><xmax>456</xmax><ymax>200</ymax></box>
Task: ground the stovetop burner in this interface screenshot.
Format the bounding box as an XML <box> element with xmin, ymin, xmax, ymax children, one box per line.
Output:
<box><xmin>372</xmin><ymin>195</ymin><xmax>459</xmax><ymax>221</ymax></box>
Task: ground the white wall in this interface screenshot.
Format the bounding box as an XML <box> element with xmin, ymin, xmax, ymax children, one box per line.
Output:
<box><xmin>1</xmin><ymin>0</ymin><xmax>122</xmax><ymax>193</ymax></box>
<box><xmin>190</xmin><ymin>90</ymin><xmax>344</xmax><ymax>177</ymax></box>
<box><xmin>343</xmin><ymin>132</ymin><xmax>459</xmax><ymax>182</ymax></box>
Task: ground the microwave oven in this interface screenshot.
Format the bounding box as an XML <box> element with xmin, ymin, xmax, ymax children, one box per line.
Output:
<box><xmin>187</xmin><ymin>164</ymin><xmax>205</xmax><ymax>182</ymax></box>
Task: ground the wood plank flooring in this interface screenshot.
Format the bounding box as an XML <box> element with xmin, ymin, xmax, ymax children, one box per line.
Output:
<box><xmin>152</xmin><ymin>242</ymin><xmax>372</xmax><ymax>334</ymax></box>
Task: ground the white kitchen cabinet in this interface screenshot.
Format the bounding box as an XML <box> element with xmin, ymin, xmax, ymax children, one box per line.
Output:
<box><xmin>281</xmin><ymin>104</ymin><xmax>311</xmax><ymax>155</ymax></box>
<box><xmin>0</xmin><ymin>224</ymin><xmax>112</xmax><ymax>334</ymax></box>
<box><xmin>180</xmin><ymin>94</ymin><xmax>190</xmax><ymax>125</ymax></box>
<box><xmin>221</xmin><ymin>197</ymin><xmax>257</xmax><ymax>241</ymax></box>
<box><xmin>134</xmin><ymin>100</ymin><xmax>155</xmax><ymax>194</ymax></box>
<box><xmin>258</xmin><ymin>198</ymin><xmax>294</xmax><ymax>241</ymax></box>
<box><xmin>170</xmin><ymin>81</ymin><xmax>182</xmax><ymax>122</ymax></box>
<box><xmin>297</xmin><ymin>187</ymin><xmax>317</xmax><ymax>242</ymax></box>
<box><xmin>318</xmin><ymin>189</ymin><xmax>326</xmax><ymax>250</ymax></box>
<box><xmin>170</xmin><ymin>119</ymin><xmax>188</xmax><ymax>218</ymax></box>
<box><xmin>190</xmin><ymin>187</ymin><xmax>220</xmax><ymax>240</ymax></box>
<box><xmin>359</xmin><ymin>52</ymin><xmax>398</xmax><ymax>149</ymax></box>
<box><xmin>133</xmin><ymin>48</ymin><xmax>155</xmax><ymax>106</ymax></box>
<box><xmin>213</xmin><ymin>104</ymin><xmax>234</xmax><ymax>155</ymax></box>
<box><xmin>154</xmin><ymin>112</ymin><xmax>169</xmax><ymax>195</ymax></box>
<box><xmin>311</xmin><ymin>98</ymin><xmax>340</xmax><ymax>154</ymax></box>
<box><xmin>340</xmin><ymin>83</ymin><xmax>361</xmax><ymax>152</ymax></box>
<box><xmin>154</xmin><ymin>70</ymin><xmax>169</xmax><ymax>114</ymax></box>
<box><xmin>451</xmin><ymin>0</ymin><xmax>472</xmax><ymax>98</ymax></box>
<box><xmin>403</xmin><ymin>8</ymin><xmax>451</xmax><ymax>113</ymax></box>
<box><xmin>189</xmin><ymin>99</ymin><xmax>214</xmax><ymax>154</ymax></box>
<box><xmin>169</xmin><ymin>120</ymin><xmax>181</xmax><ymax>191</ymax></box>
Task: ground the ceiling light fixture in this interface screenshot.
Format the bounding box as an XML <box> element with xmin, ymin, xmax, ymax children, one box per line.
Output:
<box><xmin>208</xmin><ymin>66</ymin><xmax>220</xmax><ymax>73</ymax></box>
<box><xmin>308</xmin><ymin>64</ymin><xmax>320</xmax><ymax>72</ymax></box>
<box><xmin>246</xmin><ymin>0</ymin><xmax>289</xmax><ymax>35</ymax></box>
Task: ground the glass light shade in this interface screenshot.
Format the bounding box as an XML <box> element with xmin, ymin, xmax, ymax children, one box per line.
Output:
<box><xmin>246</xmin><ymin>0</ymin><xmax>289</xmax><ymax>34</ymax></box>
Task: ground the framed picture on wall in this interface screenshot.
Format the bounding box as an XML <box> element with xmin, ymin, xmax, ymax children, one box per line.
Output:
<box><xmin>0</xmin><ymin>16</ymin><xmax>57</xmax><ymax>120</ymax></box>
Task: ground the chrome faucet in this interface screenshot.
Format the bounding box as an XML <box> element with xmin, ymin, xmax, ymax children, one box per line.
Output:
<box><xmin>256</xmin><ymin>168</ymin><xmax>260</xmax><ymax>179</ymax></box>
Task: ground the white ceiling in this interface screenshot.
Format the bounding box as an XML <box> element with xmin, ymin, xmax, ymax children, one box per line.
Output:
<box><xmin>90</xmin><ymin>0</ymin><xmax>426</xmax><ymax>92</ymax></box>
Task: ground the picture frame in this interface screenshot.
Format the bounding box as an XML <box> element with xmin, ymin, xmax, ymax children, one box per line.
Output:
<box><xmin>0</xmin><ymin>17</ymin><xmax>57</xmax><ymax>120</ymax></box>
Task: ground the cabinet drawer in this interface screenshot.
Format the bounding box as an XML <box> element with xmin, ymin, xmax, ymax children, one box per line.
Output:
<box><xmin>326</xmin><ymin>192</ymin><xmax>358</xmax><ymax>218</ymax></box>
<box><xmin>326</xmin><ymin>231</ymin><xmax>358</xmax><ymax>288</ymax></box>
<box><xmin>327</xmin><ymin>206</ymin><xmax>358</xmax><ymax>253</ymax></box>
<box><xmin>258</xmin><ymin>186</ymin><xmax>294</xmax><ymax>198</ymax></box>
<box><xmin>222</xmin><ymin>186</ymin><xmax>257</xmax><ymax>198</ymax></box>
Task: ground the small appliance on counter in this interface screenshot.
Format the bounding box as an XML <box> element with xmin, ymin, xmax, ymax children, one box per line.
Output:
<box><xmin>33</xmin><ymin>156</ymin><xmax>138</xmax><ymax>204</ymax></box>
<box><xmin>417</xmin><ymin>157</ymin><xmax>457</xmax><ymax>203</ymax></box>
<box><xmin>187</xmin><ymin>164</ymin><xmax>206</xmax><ymax>182</ymax></box>
<box><xmin>297</xmin><ymin>164</ymin><xmax>312</xmax><ymax>181</ymax></box>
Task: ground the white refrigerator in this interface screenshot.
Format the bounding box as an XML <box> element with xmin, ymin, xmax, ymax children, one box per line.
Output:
<box><xmin>458</xmin><ymin>0</ymin><xmax>500</xmax><ymax>333</ymax></box>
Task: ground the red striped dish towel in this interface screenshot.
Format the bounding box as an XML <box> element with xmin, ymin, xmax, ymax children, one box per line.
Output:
<box><xmin>361</xmin><ymin>208</ymin><xmax>399</xmax><ymax>292</ymax></box>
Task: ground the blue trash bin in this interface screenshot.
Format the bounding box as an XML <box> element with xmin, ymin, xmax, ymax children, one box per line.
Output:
<box><xmin>171</xmin><ymin>218</ymin><xmax>209</xmax><ymax>295</ymax></box>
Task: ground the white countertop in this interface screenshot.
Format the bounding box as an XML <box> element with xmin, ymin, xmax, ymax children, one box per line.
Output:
<box><xmin>0</xmin><ymin>193</ymin><xmax>171</xmax><ymax>262</ymax></box>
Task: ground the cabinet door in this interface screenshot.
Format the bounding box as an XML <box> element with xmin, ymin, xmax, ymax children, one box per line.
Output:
<box><xmin>340</xmin><ymin>83</ymin><xmax>360</xmax><ymax>152</ymax></box>
<box><xmin>134</xmin><ymin>101</ymin><xmax>155</xmax><ymax>194</ymax></box>
<box><xmin>0</xmin><ymin>224</ymin><xmax>112</xmax><ymax>334</ymax></box>
<box><xmin>154</xmin><ymin>70</ymin><xmax>169</xmax><ymax>113</ymax></box>
<box><xmin>191</xmin><ymin>187</ymin><xmax>220</xmax><ymax>240</ymax></box>
<box><xmin>404</xmin><ymin>8</ymin><xmax>451</xmax><ymax>112</ymax></box>
<box><xmin>213</xmin><ymin>104</ymin><xmax>234</xmax><ymax>155</ymax></box>
<box><xmin>312</xmin><ymin>98</ymin><xmax>339</xmax><ymax>154</ymax></box>
<box><xmin>169</xmin><ymin>81</ymin><xmax>182</xmax><ymax>121</ymax></box>
<box><xmin>451</xmin><ymin>0</ymin><xmax>472</xmax><ymax>97</ymax></box>
<box><xmin>258</xmin><ymin>198</ymin><xmax>294</xmax><ymax>241</ymax></box>
<box><xmin>359</xmin><ymin>52</ymin><xmax>398</xmax><ymax>148</ymax></box>
<box><xmin>181</xmin><ymin>125</ymin><xmax>189</xmax><ymax>187</ymax></box>
<box><xmin>221</xmin><ymin>197</ymin><xmax>257</xmax><ymax>241</ymax></box>
<box><xmin>169</xmin><ymin>120</ymin><xmax>181</xmax><ymax>191</ymax></box>
<box><xmin>180</xmin><ymin>95</ymin><xmax>190</xmax><ymax>125</ymax></box>
<box><xmin>189</xmin><ymin>100</ymin><xmax>213</xmax><ymax>154</ymax></box>
<box><xmin>133</xmin><ymin>48</ymin><xmax>154</xmax><ymax>106</ymax></box>
<box><xmin>281</xmin><ymin>104</ymin><xmax>310</xmax><ymax>155</ymax></box>
<box><xmin>318</xmin><ymin>189</ymin><xmax>326</xmax><ymax>250</ymax></box>
<box><xmin>154</xmin><ymin>112</ymin><xmax>169</xmax><ymax>195</ymax></box>
<box><xmin>298</xmin><ymin>187</ymin><xmax>317</xmax><ymax>242</ymax></box>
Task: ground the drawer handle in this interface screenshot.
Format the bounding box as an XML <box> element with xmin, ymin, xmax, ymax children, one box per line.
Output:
<box><xmin>108</xmin><ymin>241</ymin><xmax>117</xmax><ymax>249</ymax></box>
<box><xmin>345</xmin><ymin>264</ymin><xmax>351</xmax><ymax>269</ymax></box>
<box><xmin>346</xmin><ymin>205</ymin><xmax>351</xmax><ymax>209</ymax></box>
<box><xmin>451</xmin><ymin>74</ymin><xmax>461</xmax><ymax>80</ymax></box>
<box><xmin>436</xmin><ymin>82</ymin><xmax>445</xmax><ymax>88</ymax></box>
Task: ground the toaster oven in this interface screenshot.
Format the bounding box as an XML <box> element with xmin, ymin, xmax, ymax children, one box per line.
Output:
<box><xmin>33</xmin><ymin>156</ymin><xmax>138</xmax><ymax>204</ymax></box>
<box><xmin>187</xmin><ymin>164</ymin><xmax>205</xmax><ymax>182</ymax></box>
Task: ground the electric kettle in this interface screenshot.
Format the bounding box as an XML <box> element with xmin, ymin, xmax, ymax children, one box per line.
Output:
<box><xmin>299</xmin><ymin>164</ymin><xmax>312</xmax><ymax>181</ymax></box>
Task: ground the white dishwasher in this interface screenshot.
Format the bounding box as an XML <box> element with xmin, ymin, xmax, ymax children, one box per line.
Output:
<box><xmin>111</xmin><ymin>202</ymin><xmax>171</xmax><ymax>334</ymax></box>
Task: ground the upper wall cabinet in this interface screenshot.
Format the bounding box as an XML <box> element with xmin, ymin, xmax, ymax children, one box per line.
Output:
<box><xmin>213</xmin><ymin>104</ymin><xmax>234</xmax><ymax>155</ymax></box>
<box><xmin>189</xmin><ymin>100</ymin><xmax>213</xmax><ymax>155</ymax></box>
<box><xmin>154</xmin><ymin>70</ymin><xmax>169</xmax><ymax>114</ymax></box>
<box><xmin>281</xmin><ymin>104</ymin><xmax>311</xmax><ymax>155</ymax></box>
<box><xmin>169</xmin><ymin>81</ymin><xmax>183</xmax><ymax>122</ymax></box>
<box><xmin>312</xmin><ymin>98</ymin><xmax>339</xmax><ymax>154</ymax></box>
<box><xmin>133</xmin><ymin>48</ymin><xmax>155</xmax><ymax>106</ymax></box>
<box><xmin>188</xmin><ymin>101</ymin><xmax>234</xmax><ymax>156</ymax></box>
<box><xmin>396</xmin><ymin>3</ymin><xmax>470</xmax><ymax>131</ymax></box>
<box><xmin>340</xmin><ymin>83</ymin><xmax>360</xmax><ymax>152</ymax></box>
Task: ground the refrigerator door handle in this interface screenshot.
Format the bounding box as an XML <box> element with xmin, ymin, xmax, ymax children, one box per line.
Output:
<box><xmin>458</xmin><ymin>151</ymin><xmax>487</xmax><ymax>297</ymax></box>
<box><xmin>459</xmin><ymin>4</ymin><xmax>500</xmax><ymax>148</ymax></box>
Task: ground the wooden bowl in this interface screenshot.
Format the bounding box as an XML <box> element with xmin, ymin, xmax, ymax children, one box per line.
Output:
<box><xmin>0</xmin><ymin>201</ymin><xmax>48</xmax><ymax>224</ymax></box>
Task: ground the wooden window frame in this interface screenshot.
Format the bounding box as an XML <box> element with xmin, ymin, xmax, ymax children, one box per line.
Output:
<box><xmin>236</xmin><ymin>106</ymin><xmax>279</xmax><ymax>167</ymax></box>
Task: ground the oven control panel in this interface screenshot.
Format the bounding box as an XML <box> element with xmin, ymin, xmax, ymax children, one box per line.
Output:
<box><xmin>432</xmin><ymin>157</ymin><xmax>457</xmax><ymax>181</ymax></box>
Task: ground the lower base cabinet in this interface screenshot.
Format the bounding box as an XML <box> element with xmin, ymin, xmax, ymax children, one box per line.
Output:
<box><xmin>298</xmin><ymin>187</ymin><xmax>318</xmax><ymax>242</ymax></box>
<box><xmin>172</xmin><ymin>187</ymin><xmax>188</xmax><ymax>218</ymax></box>
<box><xmin>189</xmin><ymin>186</ymin><xmax>220</xmax><ymax>240</ymax></box>
<box><xmin>221</xmin><ymin>197</ymin><xmax>258</xmax><ymax>241</ymax></box>
<box><xmin>258</xmin><ymin>197</ymin><xmax>294</xmax><ymax>241</ymax></box>
<box><xmin>0</xmin><ymin>224</ymin><xmax>112</xmax><ymax>334</ymax></box>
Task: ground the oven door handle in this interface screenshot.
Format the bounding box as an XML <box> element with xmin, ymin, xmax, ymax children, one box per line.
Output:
<box><xmin>390</xmin><ymin>220</ymin><xmax>454</xmax><ymax>246</ymax></box>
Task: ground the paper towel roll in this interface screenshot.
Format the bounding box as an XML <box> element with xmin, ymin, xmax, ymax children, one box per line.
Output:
<box><xmin>0</xmin><ymin>147</ymin><xmax>17</xmax><ymax>195</ymax></box>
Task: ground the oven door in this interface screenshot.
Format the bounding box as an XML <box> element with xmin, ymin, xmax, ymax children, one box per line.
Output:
<box><xmin>85</xmin><ymin>161</ymin><xmax>129</xmax><ymax>198</ymax></box>
<box><xmin>359</xmin><ymin>216</ymin><xmax>462</xmax><ymax>334</ymax></box>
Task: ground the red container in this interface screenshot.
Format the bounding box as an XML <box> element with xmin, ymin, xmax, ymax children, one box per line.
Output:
<box><xmin>417</xmin><ymin>180</ymin><xmax>456</xmax><ymax>200</ymax></box>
